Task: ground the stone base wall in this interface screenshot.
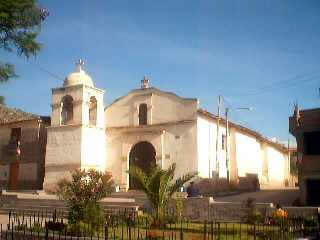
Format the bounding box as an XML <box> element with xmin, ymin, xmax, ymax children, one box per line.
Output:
<box><xmin>170</xmin><ymin>197</ymin><xmax>320</xmax><ymax>222</ymax></box>
<box><xmin>0</xmin><ymin>194</ymin><xmax>18</xmax><ymax>206</ymax></box>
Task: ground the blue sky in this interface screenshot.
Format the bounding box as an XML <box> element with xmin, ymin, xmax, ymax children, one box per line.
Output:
<box><xmin>2</xmin><ymin>0</ymin><xmax>320</xmax><ymax>144</ymax></box>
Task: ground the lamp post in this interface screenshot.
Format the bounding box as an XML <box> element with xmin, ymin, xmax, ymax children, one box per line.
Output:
<box><xmin>225</xmin><ymin>107</ymin><xmax>252</xmax><ymax>182</ymax></box>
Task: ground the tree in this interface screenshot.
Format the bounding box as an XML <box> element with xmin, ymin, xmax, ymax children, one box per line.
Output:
<box><xmin>128</xmin><ymin>163</ymin><xmax>197</xmax><ymax>225</ymax></box>
<box><xmin>0</xmin><ymin>0</ymin><xmax>49</xmax><ymax>103</ymax></box>
<box><xmin>56</xmin><ymin>169</ymin><xmax>114</xmax><ymax>229</ymax></box>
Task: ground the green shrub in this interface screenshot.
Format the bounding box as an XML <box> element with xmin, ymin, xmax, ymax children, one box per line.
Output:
<box><xmin>175</xmin><ymin>198</ymin><xmax>184</xmax><ymax>221</ymax></box>
<box><xmin>56</xmin><ymin>169</ymin><xmax>114</xmax><ymax>226</ymax></box>
<box><xmin>243</xmin><ymin>198</ymin><xmax>264</xmax><ymax>224</ymax></box>
<box><xmin>67</xmin><ymin>221</ymin><xmax>95</xmax><ymax>236</ymax></box>
<box><xmin>247</xmin><ymin>209</ymin><xmax>264</xmax><ymax>224</ymax></box>
<box><xmin>83</xmin><ymin>202</ymin><xmax>105</xmax><ymax>230</ymax></box>
<box><xmin>135</xmin><ymin>211</ymin><xmax>153</xmax><ymax>227</ymax></box>
<box><xmin>127</xmin><ymin>163</ymin><xmax>196</xmax><ymax>227</ymax></box>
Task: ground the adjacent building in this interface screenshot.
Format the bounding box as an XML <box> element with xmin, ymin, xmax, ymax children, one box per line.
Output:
<box><xmin>289</xmin><ymin>105</ymin><xmax>320</xmax><ymax>205</ymax></box>
<box><xmin>0</xmin><ymin>105</ymin><xmax>50</xmax><ymax>190</ymax></box>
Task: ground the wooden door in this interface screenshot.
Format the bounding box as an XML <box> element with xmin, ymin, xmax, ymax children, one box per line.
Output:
<box><xmin>9</xmin><ymin>162</ymin><xmax>19</xmax><ymax>190</ymax></box>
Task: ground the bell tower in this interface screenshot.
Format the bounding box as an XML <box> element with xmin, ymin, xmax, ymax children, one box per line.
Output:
<box><xmin>43</xmin><ymin>60</ymin><xmax>105</xmax><ymax>192</ymax></box>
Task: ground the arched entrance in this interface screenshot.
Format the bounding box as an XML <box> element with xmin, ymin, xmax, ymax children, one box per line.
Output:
<box><xmin>129</xmin><ymin>141</ymin><xmax>156</xmax><ymax>189</ymax></box>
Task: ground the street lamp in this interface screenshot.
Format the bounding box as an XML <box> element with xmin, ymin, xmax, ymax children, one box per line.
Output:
<box><xmin>225</xmin><ymin>107</ymin><xmax>253</xmax><ymax>182</ymax></box>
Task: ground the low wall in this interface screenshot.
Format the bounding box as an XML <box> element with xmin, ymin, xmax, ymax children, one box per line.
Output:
<box><xmin>1</xmin><ymin>231</ymin><xmax>102</xmax><ymax>240</ymax></box>
<box><xmin>0</xmin><ymin>194</ymin><xmax>18</xmax><ymax>206</ymax></box>
<box><xmin>209</xmin><ymin>202</ymin><xmax>272</xmax><ymax>222</ymax></box>
<box><xmin>170</xmin><ymin>197</ymin><xmax>320</xmax><ymax>222</ymax></box>
<box><xmin>169</xmin><ymin>197</ymin><xmax>214</xmax><ymax>221</ymax></box>
<box><xmin>275</xmin><ymin>206</ymin><xmax>318</xmax><ymax>218</ymax></box>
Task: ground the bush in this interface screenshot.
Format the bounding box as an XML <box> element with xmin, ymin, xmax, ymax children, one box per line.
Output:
<box><xmin>46</xmin><ymin>221</ymin><xmax>66</xmax><ymax>232</ymax></box>
<box><xmin>83</xmin><ymin>202</ymin><xmax>105</xmax><ymax>230</ymax></box>
<box><xmin>272</xmin><ymin>208</ymin><xmax>288</xmax><ymax>224</ymax></box>
<box><xmin>56</xmin><ymin>169</ymin><xmax>114</xmax><ymax>227</ymax></box>
<box><xmin>243</xmin><ymin>198</ymin><xmax>264</xmax><ymax>224</ymax></box>
<box><xmin>135</xmin><ymin>211</ymin><xmax>153</xmax><ymax>227</ymax></box>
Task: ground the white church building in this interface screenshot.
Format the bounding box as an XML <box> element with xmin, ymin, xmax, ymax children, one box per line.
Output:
<box><xmin>43</xmin><ymin>62</ymin><xmax>290</xmax><ymax>191</ymax></box>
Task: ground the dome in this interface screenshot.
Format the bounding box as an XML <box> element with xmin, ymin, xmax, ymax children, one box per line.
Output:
<box><xmin>63</xmin><ymin>60</ymin><xmax>94</xmax><ymax>87</ymax></box>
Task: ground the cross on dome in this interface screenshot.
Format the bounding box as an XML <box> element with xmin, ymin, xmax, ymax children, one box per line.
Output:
<box><xmin>141</xmin><ymin>75</ymin><xmax>151</xmax><ymax>89</ymax></box>
<box><xmin>76</xmin><ymin>59</ymin><xmax>85</xmax><ymax>72</ymax></box>
<box><xmin>63</xmin><ymin>59</ymin><xmax>94</xmax><ymax>87</ymax></box>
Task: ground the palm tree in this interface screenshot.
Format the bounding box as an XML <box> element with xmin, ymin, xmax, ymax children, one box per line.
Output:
<box><xmin>128</xmin><ymin>163</ymin><xmax>197</xmax><ymax>224</ymax></box>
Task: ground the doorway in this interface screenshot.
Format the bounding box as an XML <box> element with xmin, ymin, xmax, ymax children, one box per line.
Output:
<box><xmin>306</xmin><ymin>179</ymin><xmax>320</xmax><ymax>206</ymax></box>
<box><xmin>129</xmin><ymin>141</ymin><xmax>156</xmax><ymax>189</ymax></box>
<box><xmin>9</xmin><ymin>162</ymin><xmax>19</xmax><ymax>190</ymax></box>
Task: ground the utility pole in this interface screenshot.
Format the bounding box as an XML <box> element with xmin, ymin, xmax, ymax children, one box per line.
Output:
<box><xmin>224</xmin><ymin>106</ymin><xmax>251</xmax><ymax>182</ymax></box>
<box><xmin>288</xmin><ymin>139</ymin><xmax>291</xmax><ymax>185</ymax></box>
<box><xmin>215</xmin><ymin>96</ymin><xmax>221</xmax><ymax>178</ymax></box>
<box><xmin>225</xmin><ymin>107</ymin><xmax>230</xmax><ymax>182</ymax></box>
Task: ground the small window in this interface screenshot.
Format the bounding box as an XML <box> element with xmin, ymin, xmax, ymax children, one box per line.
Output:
<box><xmin>89</xmin><ymin>96</ymin><xmax>97</xmax><ymax>126</ymax></box>
<box><xmin>304</xmin><ymin>131</ymin><xmax>320</xmax><ymax>155</ymax></box>
<box><xmin>61</xmin><ymin>95</ymin><xmax>73</xmax><ymax>125</ymax></box>
<box><xmin>139</xmin><ymin>103</ymin><xmax>148</xmax><ymax>125</ymax></box>
<box><xmin>222</xmin><ymin>135</ymin><xmax>226</xmax><ymax>150</ymax></box>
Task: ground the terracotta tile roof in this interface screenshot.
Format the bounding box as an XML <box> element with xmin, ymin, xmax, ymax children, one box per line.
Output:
<box><xmin>0</xmin><ymin>104</ymin><xmax>40</xmax><ymax>125</ymax></box>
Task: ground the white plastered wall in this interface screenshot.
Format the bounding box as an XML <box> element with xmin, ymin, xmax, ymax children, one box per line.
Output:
<box><xmin>235</xmin><ymin>132</ymin><xmax>263</xmax><ymax>179</ymax></box>
<box><xmin>105</xmin><ymin>88</ymin><xmax>198</xmax><ymax>128</ymax></box>
<box><xmin>105</xmin><ymin>129</ymin><xmax>164</xmax><ymax>188</ymax></box>
<box><xmin>196</xmin><ymin>116</ymin><xmax>227</xmax><ymax>178</ymax></box>
<box><xmin>44</xmin><ymin>126</ymin><xmax>82</xmax><ymax>188</ymax></box>
<box><xmin>161</xmin><ymin>122</ymin><xmax>198</xmax><ymax>179</ymax></box>
<box><xmin>45</xmin><ymin>82</ymin><xmax>106</xmax><ymax>191</ymax></box>
<box><xmin>197</xmin><ymin>117</ymin><xmax>215</xmax><ymax>178</ymax></box>
<box><xmin>81</xmin><ymin>127</ymin><xmax>105</xmax><ymax>171</ymax></box>
<box><xmin>106</xmin><ymin>122</ymin><xmax>197</xmax><ymax>189</ymax></box>
<box><xmin>81</xmin><ymin>86</ymin><xmax>105</xmax><ymax>129</ymax></box>
<box><xmin>51</xmin><ymin>86</ymin><xmax>84</xmax><ymax>126</ymax></box>
<box><xmin>267</xmin><ymin>146</ymin><xmax>287</xmax><ymax>185</ymax></box>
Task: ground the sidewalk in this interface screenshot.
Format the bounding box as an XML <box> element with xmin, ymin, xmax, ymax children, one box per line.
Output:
<box><xmin>0</xmin><ymin>214</ymin><xmax>9</xmax><ymax>230</ymax></box>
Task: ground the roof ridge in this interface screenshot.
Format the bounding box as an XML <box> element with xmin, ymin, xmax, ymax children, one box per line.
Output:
<box><xmin>0</xmin><ymin>104</ymin><xmax>40</xmax><ymax>125</ymax></box>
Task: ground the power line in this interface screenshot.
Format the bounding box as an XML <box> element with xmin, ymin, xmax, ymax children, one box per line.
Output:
<box><xmin>34</xmin><ymin>63</ymin><xmax>64</xmax><ymax>81</ymax></box>
<box><xmin>232</xmin><ymin>71</ymin><xmax>320</xmax><ymax>98</ymax></box>
<box><xmin>19</xmin><ymin>58</ymin><xmax>64</xmax><ymax>81</ymax></box>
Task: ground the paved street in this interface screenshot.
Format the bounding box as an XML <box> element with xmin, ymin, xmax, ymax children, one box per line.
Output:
<box><xmin>214</xmin><ymin>189</ymin><xmax>299</xmax><ymax>206</ymax></box>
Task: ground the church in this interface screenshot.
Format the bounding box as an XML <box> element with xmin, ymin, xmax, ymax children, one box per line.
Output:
<box><xmin>0</xmin><ymin>62</ymin><xmax>291</xmax><ymax>191</ymax></box>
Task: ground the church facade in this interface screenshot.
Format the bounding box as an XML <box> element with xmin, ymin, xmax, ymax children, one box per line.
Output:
<box><xmin>0</xmin><ymin>62</ymin><xmax>291</xmax><ymax>191</ymax></box>
<box><xmin>105</xmin><ymin>84</ymin><xmax>290</xmax><ymax>190</ymax></box>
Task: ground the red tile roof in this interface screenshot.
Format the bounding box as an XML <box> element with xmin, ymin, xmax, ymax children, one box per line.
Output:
<box><xmin>0</xmin><ymin>104</ymin><xmax>40</xmax><ymax>125</ymax></box>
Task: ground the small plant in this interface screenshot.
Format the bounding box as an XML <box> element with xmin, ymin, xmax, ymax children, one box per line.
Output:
<box><xmin>46</xmin><ymin>221</ymin><xmax>65</xmax><ymax>232</ymax></box>
<box><xmin>128</xmin><ymin>163</ymin><xmax>197</xmax><ymax>227</ymax></box>
<box><xmin>175</xmin><ymin>198</ymin><xmax>184</xmax><ymax>221</ymax></box>
<box><xmin>272</xmin><ymin>208</ymin><xmax>288</xmax><ymax>219</ymax></box>
<box><xmin>56</xmin><ymin>169</ymin><xmax>114</xmax><ymax>232</ymax></box>
<box><xmin>270</xmin><ymin>205</ymin><xmax>288</xmax><ymax>226</ymax></box>
<box><xmin>243</xmin><ymin>198</ymin><xmax>264</xmax><ymax>224</ymax></box>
